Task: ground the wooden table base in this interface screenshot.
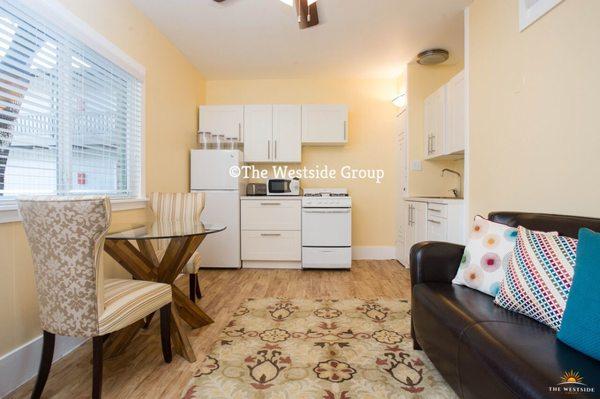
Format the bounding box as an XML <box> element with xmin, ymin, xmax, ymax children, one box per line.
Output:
<box><xmin>104</xmin><ymin>236</ymin><xmax>213</xmax><ymax>362</ymax></box>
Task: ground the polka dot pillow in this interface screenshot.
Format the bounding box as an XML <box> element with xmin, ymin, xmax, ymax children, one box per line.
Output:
<box><xmin>452</xmin><ymin>216</ymin><xmax>520</xmax><ymax>296</ymax></box>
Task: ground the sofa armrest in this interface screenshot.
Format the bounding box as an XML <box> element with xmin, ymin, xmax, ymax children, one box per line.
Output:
<box><xmin>410</xmin><ymin>241</ymin><xmax>465</xmax><ymax>287</ymax></box>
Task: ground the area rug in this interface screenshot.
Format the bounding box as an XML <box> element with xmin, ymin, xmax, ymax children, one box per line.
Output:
<box><xmin>183</xmin><ymin>298</ymin><xmax>457</xmax><ymax>399</ymax></box>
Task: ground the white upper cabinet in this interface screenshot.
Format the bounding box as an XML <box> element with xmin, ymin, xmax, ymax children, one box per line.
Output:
<box><xmin>243</xmin><ymin>105</ymin><xmax>302</xmax><ymax>163</ymax></box>
<box><xmin>273</xmin><ymin>105</ymin><xmax>302</xmax><ymax>162</ymax></box>
<box><xmin>424</xmin><ymin>86</ymin><xmax>446</xmax><ymax>159</ymax></box>
<box><xmin>446</xmin><ymin>70</ymin><xmax>466</xmax><ymax>154</ymax></box>
<box><xmin>243</xmin><ymin>105</ymin><xmax>273</xmax><ymax>163</ymax></box>
<box><xmin>423</xmin><ymin>70</ymin><xmax>466</xmax><ymax>159</ymax></box>
<box><xmin>199</xmin><ymin>105</ymin><xmax>244</xmax><ymax>140</ymax></box>
<box><xmin>301</xmin><ymin>104</ymin><xmax>348</xmax><ymax>145</ymax></box>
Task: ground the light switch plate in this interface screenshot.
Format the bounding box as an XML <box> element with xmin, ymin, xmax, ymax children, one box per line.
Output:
<box><xmin>411</xmin><ymin>160</ymin><xmax>422</xmax><ymax>171</ymax></box>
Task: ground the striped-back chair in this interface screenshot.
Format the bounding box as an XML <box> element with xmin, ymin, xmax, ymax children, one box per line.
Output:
<box><xmin>150</xmin><ymin>192</ymin><xmax>206</xmax><ymax>301</ymax></box>
<box><xmin>19</xmin><ymin>196</ymin><xmax>172</xmax><ymax>399</ymax></box>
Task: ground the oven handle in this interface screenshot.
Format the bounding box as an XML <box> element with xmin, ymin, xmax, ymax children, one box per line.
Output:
<box><xmin>303</xmin><ymin>209</ymin><xmax>351</xmax><ymax>214</ymax></box>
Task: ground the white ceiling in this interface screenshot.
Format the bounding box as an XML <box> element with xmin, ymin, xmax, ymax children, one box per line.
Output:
<box><xmin>130</xmin><ymin>0</ymin><xmax>470</xmax><ymax>80</ymax></box>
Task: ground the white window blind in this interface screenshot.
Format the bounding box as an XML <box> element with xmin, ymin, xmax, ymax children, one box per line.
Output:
<box><xmin>0</xmin><ymin>0</ymin><xmax>142</xmax><ymax>200</ymax></box>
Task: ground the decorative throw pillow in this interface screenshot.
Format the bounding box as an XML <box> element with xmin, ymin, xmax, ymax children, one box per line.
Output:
<box><xmin>557</xmin><ymin>228</ymin><xmax>600</xmax><ymax>361</ymax></box>
<box><xmin>494</xmin><ymin>226</ymin><xmax>578</xmax><ymax>330</ymax></box>
<box><xmin>452</xmin><ymin>215</ymin><xmax>519</xmax><ymax>296</ymax></box>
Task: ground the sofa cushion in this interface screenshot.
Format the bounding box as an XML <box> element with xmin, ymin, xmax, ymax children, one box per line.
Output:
<box><xmin>452</xmin><ymin>215</ymin><xmax>519</xmax><ymax>296</ymax></box>
<box><xmin>412</xmin><ymin>283</ymin><xmax>536</xmax><ymax>394</ymax></box>
<box><xmin>494</xmin><ymin>226</ymin><xmax>578</xmax><ymax>330</ymax></box>
<box><xmin>459</xmin><ymin>320</ymin><xmax>600</xmax><ymax>399</ymax></box>
<box><xmin>558</xmin><ymin>228</ymin><xmax>600</xmax><ymax>361</ymax></box>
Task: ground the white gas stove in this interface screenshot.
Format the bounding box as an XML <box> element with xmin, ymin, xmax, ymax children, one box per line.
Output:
<box><xmin>301</xmin><ymin>189</ymin><xmax>352</xmax><ymax>269</ymax></box>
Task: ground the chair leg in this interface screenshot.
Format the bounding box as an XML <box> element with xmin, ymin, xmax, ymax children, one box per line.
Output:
<box><xmin>189</xmin><ymin>274</ymin><xmax>196</xmax><ymax>302</ymax></box>
<box><xmin>143</xmin><ymin>311</ymin><xmax>155</xmax><ymax>329</ymax></box>
<box><xmin>160</xmin><ymin>304</ymin><xmax>172</xmax><ymax>363</ymax></box>
<box><xmin>92</xmin><ymin>336</ymin><xmax>103</xmax><ymax>399</ymax></box>
<box><xmin>31</xmin><ymin>331</ymin><xmax>55</xmax><ymax>399</ymax></box>
<box><xmin>195</xmin><ymin>275</ymin><xmax>202</xmax><ymax>298</ymax></box>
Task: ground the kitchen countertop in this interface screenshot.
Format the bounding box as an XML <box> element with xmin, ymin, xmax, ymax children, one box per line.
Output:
<box><xmin>405</xmin><ymin>196</ymin><xmax>464</xmax><ymax>204</ymax></box>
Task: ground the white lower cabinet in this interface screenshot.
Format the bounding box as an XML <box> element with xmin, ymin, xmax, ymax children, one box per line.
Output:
<box><xmin>404</xmin><ymin>201</ymin><xmax>427</xmax><ymax>266</ymax></box>
<box><xmin>241</xmin><ymin>231</ymin><xmax>301</xmax><ymax>261</ymax></box>
<box><xmin>403</xmin><ymin>199</ymin><xmax>465</xmax><ymax>267</ymax></box>
<box><xmin>241</xmin><ymin>197</ymin><xmax>302</xmax><ymax>269</ymax></box>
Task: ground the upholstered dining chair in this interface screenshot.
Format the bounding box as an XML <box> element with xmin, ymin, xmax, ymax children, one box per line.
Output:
<box><xmin>149</xmin><ymin>192</ymin><xmax>206</xmax><ymax>302</ymax></box>
<box><xmin>18</xmin><ymin>196</ymin><xmax>173</xmax><ymax>399</ymax></box>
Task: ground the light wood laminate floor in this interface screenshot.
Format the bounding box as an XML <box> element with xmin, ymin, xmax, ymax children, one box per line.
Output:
<box><xmin>8</xmin><ymin>260</ymin><xmax>409</xmax><ymax>399</ymax></box>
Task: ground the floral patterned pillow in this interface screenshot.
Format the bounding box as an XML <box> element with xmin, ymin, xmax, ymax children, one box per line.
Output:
<box><xmin>452</xmin><ymin>216</ymin><xmax>519</xmax><ymax>296</ymax></box>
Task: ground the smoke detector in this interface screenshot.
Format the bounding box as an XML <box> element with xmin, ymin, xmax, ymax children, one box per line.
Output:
<box><xmin>416</xmin><ymin>49</ymin><xmax>449</xmax><ymax>65</ymax></box>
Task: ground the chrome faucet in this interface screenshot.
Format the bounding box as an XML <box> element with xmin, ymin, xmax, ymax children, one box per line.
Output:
<box><xmin>441</xmin><ymin>168</ymin><xmax>462</xmax><ymax>198</ymax></box>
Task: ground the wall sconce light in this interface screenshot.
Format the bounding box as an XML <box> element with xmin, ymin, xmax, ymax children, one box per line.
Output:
<box><xmin>392</xmin><ymin>93</ymin><xmax>407</xmax><ymax>108</ymax></box>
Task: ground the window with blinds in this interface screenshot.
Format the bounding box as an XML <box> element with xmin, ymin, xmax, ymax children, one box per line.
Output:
<box><xmin>0</xmin><ymin>0</ymin><xmax>142</xmax><ymax>200</ymax></box>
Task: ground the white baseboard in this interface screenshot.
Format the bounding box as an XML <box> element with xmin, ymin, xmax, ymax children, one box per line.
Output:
<box><xmin>352</xmin><ymin>246</ymin><xmax>396</xmax><ymax>260</ymax></box>
<box><xmin>0</xmin><ymin>334</ymin><xmax>87</xmax><ymax>398</ymax></box>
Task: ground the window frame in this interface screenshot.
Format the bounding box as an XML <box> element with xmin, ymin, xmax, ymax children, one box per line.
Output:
<box><xmin>0</xmin><ymin>0</ymin><xmax>147</xmax><ymax>223</ymax></box>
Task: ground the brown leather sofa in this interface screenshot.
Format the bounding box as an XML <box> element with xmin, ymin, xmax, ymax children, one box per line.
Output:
<box><xmin>410</xmin><ymin>212</ymin><xmax>600</xmax><ymax>399</ymax></box>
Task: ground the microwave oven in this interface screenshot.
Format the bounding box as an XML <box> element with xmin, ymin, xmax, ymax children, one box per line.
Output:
<box><xmin>267</xmin><ymin>178</ymin><xmax>300</xmax><ymax>196</ymax></box>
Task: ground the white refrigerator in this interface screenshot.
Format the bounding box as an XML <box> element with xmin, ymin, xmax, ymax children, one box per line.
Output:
<box><xmin>190</xmin><ymin>150</ymin><xmax>243</xmax><ymax>268</ymax></box>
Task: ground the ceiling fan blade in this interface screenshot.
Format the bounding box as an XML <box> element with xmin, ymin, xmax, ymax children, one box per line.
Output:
<box><xmin>296</xmin><ymin>0</ymin><xmax>319</xmax><ymax>29</ymax></box>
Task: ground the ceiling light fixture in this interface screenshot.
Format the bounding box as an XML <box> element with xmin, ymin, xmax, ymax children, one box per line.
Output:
<box><xmin>416</xmin><ymin>49</ymin><xmax>449</xmax><ymax>65</ymax></box>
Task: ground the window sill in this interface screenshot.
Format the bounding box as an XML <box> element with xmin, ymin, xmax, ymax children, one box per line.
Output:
<box><xmin>0</xmin><ymin>197</ymin><xmax>148</xmax><ymax>224</ymax></box>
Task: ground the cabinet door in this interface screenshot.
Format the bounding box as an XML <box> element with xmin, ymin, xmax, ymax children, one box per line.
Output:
<box><xmin>396</xmin><ymin>201</ymin><xmax>408</xmax><ymax>267</ymax></box>
<box><xmin>446</xmin><ymin>70</ymin><xmax>466</xmax><ymax>154</ymax></box>
<box><xmin>404</xmin><ymin>203</ymin><xmax>414</xmax><ymax>267</ymax></box>
<box><xmin>427</xmin><ymin>215</ymin><xmax>448</xmax><ymax>242</ymax></box>
<box><xmin>301</xmin><ymin>104</ymin><xmax>348</xmax><ymax>144</ymax></box>
<box><xmin>243</xmin><ymin>105</ymin><xmax>273</xmax><ymax>162</ymax></box>
<box><xmin>273</xmin><ymin>105</ymin><xmax>301</xmax><ymax>162</ymax></box>
<box><xmin>413</xmin><ymin>201</ymin><xmax>428</xmax><ymax>243</ymax></box>
<box><xmin>424</xmin><ymin>87</ymin><xmax>447</xmax><ymax>159</ymax></box>
<box><xmin>199</xmin><ymin>105</ymin><xmax>244</xmax><ymax>140</ymax></box>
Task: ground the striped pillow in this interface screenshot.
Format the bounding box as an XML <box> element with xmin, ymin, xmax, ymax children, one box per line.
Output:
<box><xmin>494</xmin><ymin>226</ymin><xmax>578</xmax><ymax>330</ymax></box>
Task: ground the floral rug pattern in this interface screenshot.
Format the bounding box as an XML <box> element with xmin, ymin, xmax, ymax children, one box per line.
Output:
<box><xmin>183</xmin><ymin>298</ymin><xmax>457</xmax><ymax>399</ymax></box>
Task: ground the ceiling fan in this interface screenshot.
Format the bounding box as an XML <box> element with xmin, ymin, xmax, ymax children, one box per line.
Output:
<box><xmin>213</xmin><ymin>0</ymin><xmax>319</xmax><ymax>29</ymax></box>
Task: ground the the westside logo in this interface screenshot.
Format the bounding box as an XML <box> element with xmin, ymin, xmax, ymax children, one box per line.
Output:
<box><xmin>548</xmin><ymin>370</ymin><xmax>596</xmax><ymax>394</ymax></box>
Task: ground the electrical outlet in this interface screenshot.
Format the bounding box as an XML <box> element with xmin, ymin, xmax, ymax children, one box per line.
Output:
<box><xmin>411</xmin><ymin>160</ymin><xmax>422</xmax><ymax>171</ymax></box>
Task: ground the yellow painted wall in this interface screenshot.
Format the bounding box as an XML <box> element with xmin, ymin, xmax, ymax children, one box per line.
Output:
<box><xmin>0</xmin><ymin>0</ymin><xmax>204</xmax><ymax>357</ymax></box>
<box><xmin>407</xmin><ymin>63</ymin><xmax>464</xmax><ymax>197</ymax></box>
<box><xmin>206</xmin><ymin>79</ymin><xmax>398</xmax><ymax>247</ymax></box>
<box><xmin>468</xmin><ymin>0</ymin><xmax>600</xmax><ymax>219</ymax></box>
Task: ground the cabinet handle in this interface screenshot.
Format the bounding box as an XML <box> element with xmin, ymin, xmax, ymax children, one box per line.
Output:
<box><xmin>428</xmin><ymin>219</ymin><xmax>442</xmax><ymax>224</ymax></box>
<box><xmin>428</xmin><ymin>135</ymin><xmax>433</xmax><ymax>154</ymax></box>
<box><xmin>274</xmin><ymin>140</ymin><xmax>277</xmax><ymax>160</ymax></box>
<box><xmin>260</xmin><ymin>202</ymin><xmax>281</xmax><ymax>206</ymax></box>
<box><xmin>267</xmin><ymin>140</ymin><xmax>271</xmax><ymax>159</ymax></box>
<box><xmin>431</xmin><ymin>135</ymin><xmax>435</xmax><ymax>153</ymax></box>
<box><xmin>343</xmin><ymin>121</ymin><xmax>347</xmax><ymax>140</ymax></box>
<box><xmin>238</xmin><ymin>123</ymin><xmax>242</xmax><ymax>140</ymax></box>
<box><xmin>261</xmin><ymin>233</ymin><xmax>282</xmax><ymax>237</ymax></box>
<box><xmin>429</xmin><ymin>208</ymin><xmax>441</xmax><ymax>213</ymax></box>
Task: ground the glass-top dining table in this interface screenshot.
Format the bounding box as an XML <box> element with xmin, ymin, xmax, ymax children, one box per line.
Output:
<box><xmin>103</xmin><ymin>219</ymin><xmax>226</xmax><ymax>363</ymax></box>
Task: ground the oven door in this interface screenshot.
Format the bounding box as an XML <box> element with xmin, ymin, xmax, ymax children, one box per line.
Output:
<box><xmin>302</xmin><ymin>208</ymin><xmax>351</xmax><ymax>247</ymax></box>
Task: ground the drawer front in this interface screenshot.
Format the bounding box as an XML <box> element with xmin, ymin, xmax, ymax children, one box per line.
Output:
<box><xmin>241</xmin><ymin>231</ymin><xmax>301</xmax><ymax>261</ymax></box>
<box><xmin>427</xmin><ymin>215</ymin><xmax>448</xmax><ymax>241</ymax></box>
<box><xmin>302</xmin><ymin>247</ymin><xmax>351</xmax><ymax>269</ymax></box>
<box><xmin>241</xmin><ymin>200</ymin><xmax>301</xmax><ymax>230</ymax></box>
<box><xmin>427</xmin><ymin>202</ymin><xmax>448</xmax><ymax>219</ymax></box>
